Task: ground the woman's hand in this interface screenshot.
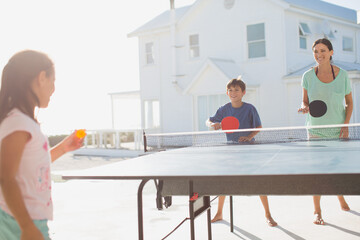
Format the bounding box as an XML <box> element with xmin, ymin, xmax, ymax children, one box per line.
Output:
<box><xmin>298</xmin><ymin>105</ymin><xmax>309</xmax><ymax>114</ymax></box>
<box><xmin>339</xmin><ymin>127</ymin><xmax>349</xmax><ymax>138</ymax></box>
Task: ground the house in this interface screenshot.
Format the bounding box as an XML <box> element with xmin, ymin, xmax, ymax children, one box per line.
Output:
<box><xmin>127</xmin><ymin>0</ymin><xmax>360</xmax><ymax>133</ymax></box>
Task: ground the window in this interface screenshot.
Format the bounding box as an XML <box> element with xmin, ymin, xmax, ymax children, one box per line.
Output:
<box><xmin>299</xmin><ymin>23</ymin><xmax>311</xmax><ymax>50</ymax></box>
<box><xmin>299</xmin><ymin>29</ymin><xmax>307</xmax><ymax>49</ymax></box>
<box><xmin>299</xmin><ymin>23</ymin><xmax>311</xmax><ymax>35</ymax></box>
<box><xmin>189</xmin><ymin>34</ymin><xmax>200</xmax><ymax>59</ymax></box>
<box><xmin>145</xmin><ymin>42</ymin><xmax>154</xmax><ymax>64</ymax></box>
<box><xmin>144</xmin><ymin>100</ymin><xmax>160</xmax><ymax>129</ymax></box>
<box><xmin>197</xmin><ymin>94</ymin><xmax>228</xmax><ymax>131</ymax></box>
<box><xmin>343</xmin><ymin>37</ymin><xmax>353</xmax><ymax>52</ymax></box>
<box><xmin>247</xmin><ymin>23</ymin><xmax>266</xmax><ymax>58</ymax></box>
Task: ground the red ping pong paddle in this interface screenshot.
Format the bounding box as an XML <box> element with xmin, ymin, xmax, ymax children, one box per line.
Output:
<box><xmin>221</xmin><ymin>116</ymin><xmax>240</xmax><ymax>133</ymax></box>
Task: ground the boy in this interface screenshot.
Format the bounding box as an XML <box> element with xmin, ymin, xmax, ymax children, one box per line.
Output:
<box><xmin>206</xmin><ymin>78</ymin><xmax>277</xmax><ymax>227</ymax></box>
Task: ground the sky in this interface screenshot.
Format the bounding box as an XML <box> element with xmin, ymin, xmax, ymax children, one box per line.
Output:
<box><xmin>0</xmin><ymin>0</ymin><xmax>359</xmax><ymax>136</ymax></box>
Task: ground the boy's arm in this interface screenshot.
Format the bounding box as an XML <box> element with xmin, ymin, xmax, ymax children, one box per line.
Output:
<box><xmin>206</xmin><ymin>119</ymin><xmax>221</xmax><ymax>130</ymax></box>
<box><xmin>238</xmin><ymin>125</ymin><xmax>262</xmax><ymax>142</ymax></box>
<box><xmin>248</xmin><ymin>125</ymin><xmax>262</xmax><ymax>139</ymax></box>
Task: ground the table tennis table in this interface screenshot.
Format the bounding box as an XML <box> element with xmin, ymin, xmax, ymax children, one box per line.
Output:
<box><xmin>62</xmin><ymin>138</ymin><xmax>360</xmax><ymax>240</ymax></box>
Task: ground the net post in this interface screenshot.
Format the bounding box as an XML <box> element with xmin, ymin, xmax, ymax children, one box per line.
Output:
<box><xmin>143</xmin><ymin>130</ymin><xmax>147</xmax><ymax>152</ymax></box>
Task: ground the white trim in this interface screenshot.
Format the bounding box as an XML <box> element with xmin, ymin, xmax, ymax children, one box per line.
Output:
<box><xmin>146</xmin><ymin>123</ymin><xmax>360</xmax><ymax>137</ymax></box>
<box><xmin>267</xmin><ymin>0</ymin><xmax>289</xmax><ymax>9</ymax></box>
<box><xmin>286</xmin><ymin>7</ymin><xmax>360</xmax><ymax>28</ymax></box>
<box><xmin>177</xmin><ymin>0</ymin><xmax>209</xmax><ymax>26</ymax></box>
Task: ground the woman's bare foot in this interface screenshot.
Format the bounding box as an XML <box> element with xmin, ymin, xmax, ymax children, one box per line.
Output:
<box><xmin>338</xmin><ymin>196</ymin><xmax>350</xmax><ymax>211</ymax></box>
<box><xmin>313</xmin><ymin>213</ymin><xmax>325</xmax><ymax>225</ymax></box>
<box><xmin>211</xmin><ymin>213</ymin><xmax>223</xmax><ymax>223</ymax></box>
<box><xmin>266</xmin><ymin>216</ymin><xmax>278</xmax><ymax>227</ymax></box>
<box><xmin>340</xmin><ymin>202</ymin><xmax>350</xmax><ymax>211</ymax></box>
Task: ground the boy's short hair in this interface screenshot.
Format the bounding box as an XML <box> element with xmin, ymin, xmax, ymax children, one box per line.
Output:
<box><xmin>226</xmin><ymin>77</ymin><xmax>246</xmax><ymax>92</ymax></box>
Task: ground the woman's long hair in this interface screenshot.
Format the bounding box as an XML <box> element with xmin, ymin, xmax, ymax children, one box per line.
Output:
<box><xmin>0</xmin><ymin>50</ymin><xmax>54</xmax><ymax>123</ymax></box>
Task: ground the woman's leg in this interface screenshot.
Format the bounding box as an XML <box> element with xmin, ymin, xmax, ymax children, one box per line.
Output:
<box><xmin>313</xmin><ymin>195</ymin><xmax>324</xmax><ymax>225</ymax></box>
<box><xmin>259</xmin><ymin>195</ymin><xmax>277</xmax><ymax>227</ymax></box>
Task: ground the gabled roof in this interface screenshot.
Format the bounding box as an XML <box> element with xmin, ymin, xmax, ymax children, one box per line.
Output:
<box><xmin>184</xmin><ymin>58</ymin><xmax>259</xmax><ymax>95</ymax></box>
<box><xmin>284</xmin><ymin>60</ymin><xmax>360</xmax><ymax>79</ymax></box>
<box><xmin>183</xmin><ymin>58</ymin><xmax>240</xmax><ymax>94</ymax></box>
<box><xmin>283</xmin><ymin>0</ymin><xmax>357</xmax><ymax>23</ymax></box>
<box><xmin>128</xmin><ymin>0</ymin><xmax>357</xmax><ymax>37</ymax></box>
<box><xmin>127</xmin><ymin>6</ymin><xmax>191</xmax><ymax>37</ymax></box>
<box><xmin>209</xmin><ymin>58</ymin><xmax>242</xmax><ymax>79</ymax></box>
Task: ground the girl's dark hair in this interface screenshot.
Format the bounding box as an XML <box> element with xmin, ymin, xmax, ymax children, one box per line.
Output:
<box><xmin>0</xmin><ymin>50</ymin><xmax>54</xmax><ymax>123</ymax></box>
<box><xmin>312</xmin><ymin>38</ymin><xmax>333</xmax><ymax>60</ymax></box>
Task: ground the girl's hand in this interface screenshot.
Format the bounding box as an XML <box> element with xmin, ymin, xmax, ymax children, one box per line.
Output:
<box><xmin>339</xmin><ymin>127</ymin><xmax>349</xmax><ymax>138</ymax></box>
<box><xmin>21</xmin><ymin>224</ymin><xmax>44</xmax><ymax>240</ymax></box>
<box><xmin>60</xmin><ymin>131</ymin><xmax>85</xmax><ymax>153</ymax></box>
<box><xmin>51</xmin><ymin>130</ymin><xmax>86</xmax><ymax>162</ymax></box>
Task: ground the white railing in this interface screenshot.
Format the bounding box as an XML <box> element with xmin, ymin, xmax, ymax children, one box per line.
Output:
<box><xmin>83</xmin><ymin>129</ymin><xmax>143</xmax><ymax>150</ymax></box>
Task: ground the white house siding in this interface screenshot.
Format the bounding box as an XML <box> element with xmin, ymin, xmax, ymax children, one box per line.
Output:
<box><xmin>349</xmin><ymin>74</ymin><xmax>360</xmax><ymax>123</ymax></box>
<box><xmin>354</xmin><ymin>82</ymin><xmax>360</xmax><ymax>122</ymax></box>
<box><xmin>284</xmin><ymin>11</ymin><xmax>360</xmax><ymax>73</ymax></box>
<box><xmin>284</xmin><ymin>11</ymin><xmax>318</xmax><ymax>73</ymax></box>
<box><xmin>130</xmin><ymin>0</ymin><xmax>360</xmax><ymax>134</ymax></box>
<box><xmin>285</xmin><ymin>79</ymin><xmax>306</xmax><ymax>126</ymax></box>
<box><xmin>233</xmin><ymin>0</ymin><xmax>288</xmax><ymax>127</ymax></box>
<box><xmin>139</xmin><ymin>32</ymin><xmax>194</xmax><ymax>133</ymax></box>
<box><xmin>176</xmin><ymin>0</ymin><xmax>290</xmax><ymax>128</ymax></box>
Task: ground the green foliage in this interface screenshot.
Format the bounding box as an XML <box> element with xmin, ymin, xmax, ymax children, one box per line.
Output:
<box><xmin>48</xmin><ymin>134</ymin><xmax>67</xmax><ymax>147</ymax></box>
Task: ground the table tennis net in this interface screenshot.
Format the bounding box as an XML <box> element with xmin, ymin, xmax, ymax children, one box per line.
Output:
<box><xmin>143</xmin><ymin>123</ymin><xmax>360</xmax><ymax>152</ymax></box>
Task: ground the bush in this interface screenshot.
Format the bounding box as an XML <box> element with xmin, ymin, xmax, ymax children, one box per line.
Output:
<box><xmin>48</xmin><ymin>135</ymin><xmax>67</xmax><ymax>147</ymax></box>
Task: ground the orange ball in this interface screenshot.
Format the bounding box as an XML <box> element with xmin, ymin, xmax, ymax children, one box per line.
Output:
<box><xmin>76</xmin><ymin>129</ymin><xmax>86</xmax><ymax>139</ymax></box>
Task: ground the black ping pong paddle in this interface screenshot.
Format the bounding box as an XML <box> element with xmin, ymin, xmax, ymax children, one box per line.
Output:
<box><xmin>308</xmin><ymin>100</ymin><xmax>327</xmax><ymax>118</ymax></box>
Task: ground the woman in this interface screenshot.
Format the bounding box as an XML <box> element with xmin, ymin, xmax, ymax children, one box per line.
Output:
<box><xmin>298</xmin><ymin>38</ymin><xmax>353</xmax><ymax>225</ymax></box>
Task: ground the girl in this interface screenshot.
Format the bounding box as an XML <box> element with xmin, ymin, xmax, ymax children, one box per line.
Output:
<box><xmin>298</xmin><ymin>38</ymin><xmax>353</xmax><ymax>225</ymax></box>
<box><xmin>0</xmin><ymin>50</ymin><xmax>84</xmax><ymax>239</ymax></box>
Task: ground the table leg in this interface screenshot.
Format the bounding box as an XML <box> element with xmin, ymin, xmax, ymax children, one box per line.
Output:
<box><xmin>207</xmin><ymin>207</ymin><xmax>212</xmax><ymax>240</ymax></box>
<box><xmin>230</xmin><ymin>196</ymin><xmax>234</xmax><ymax>232</ymax></box>
<box><xmin>189</xmin><ymin>180</ymin><xmax>195</xmax><ymax>240</ymax></box>
<box><xmin>138</xmin><ymin>179</ymin><xmax>149</xmax><ymax>240</ymax></box>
